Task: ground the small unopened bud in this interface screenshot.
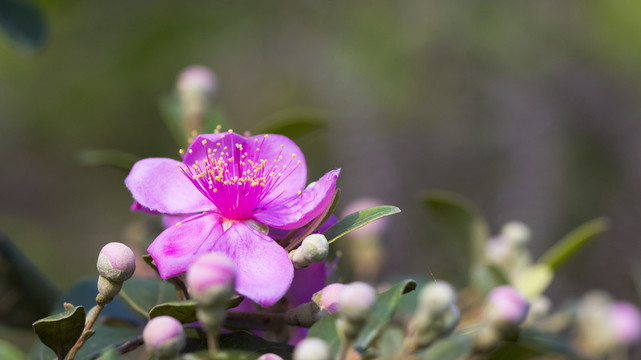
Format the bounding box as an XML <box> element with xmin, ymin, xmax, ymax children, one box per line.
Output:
<box><xmin>290</xmin><ymin>234</ymin><xmax>329</xmax><ymax>269</ymax></box>
<box><xmin>286</xmin><ymin>283</ymin><xmax>348</xmax><ymax>327</ymax></box>
<box><xmin>419</xmin><ymin>282</ymin><xmax>457</xmax><ymax>316</ymax></box>
<box><xmin>314</xmin><ymin>283</ymin><xmax>348</xmax><ymax>314</ymax></box>
<box><xmin>177</xmin><ymin>65</ymin><xmax>216</xmax><ymax>96</ymax></box>
<box><xmin>609</xmin><ymin>301</ymin><xmax>641</xmax><ymax>345</ymax></box>
<box><xmin>337</xmin><ymin>282</ymin><xmax>376</xmax><ymax>340</ymax></box>
<box><xmin>97</xmin><ymin>242</ymin><xmax>136</xmax><ymax>282</ymax></box>
<box><xmin>500</xmin><ymin>221</ymin><xmax>531</xmax><ymax>245</ymax></box>
<box><xmin>186</xmin><ymin>252</ymin><xmax>235</xmax><ymax>306</ymax></box>
<box><xmin>142</xmin><ymin>316</ymin><xmax>186</xmax><ymax>360</ymax></box>
<box><xmin>258</xmin><ymin>354</ymin><xmax>284</xmax><ymax>360</ymax></box>
<box><xmin>484</xmin><ymin>286</ymin><xmax>529</xmax><ymax>332</ymax></box>
<box><xmin>293</xmin><ymin>338</ymin><xmax>331</xmax><ymax>360</ymax></box>
<box><xmin>96</xmin><ymin>242</ymin><xmax>136</xmax><ymax>305</ymax></box>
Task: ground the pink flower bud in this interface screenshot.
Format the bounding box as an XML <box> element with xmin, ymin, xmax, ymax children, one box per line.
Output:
<box><xmin>258</xmin><ymin>354</ymin><xmax>284</xmax><ymax>360</ymax></box>
<box><xmin>186</xmin><ymin>252</ymin><xmax>235</xmax><ymax>305</ymax></box>
<box><xmin>314</xmin><ymin>283</ymin><xmax>348</xmax><ymax>314</ymax></box>
<box><xmin>293</xmin><ymin>338</ymin><xmax>331</xmax><ymax>360</ymax></box>
<box><xmin>609</xmin><ymin>301</ymin><xmax>641</xmax><ymax>344</ymax></box>
<box><xmin>142</xmin><ymin>316</ymin><xmax>186</xmax><ymax>359</ymax></box>
<box><xmin>97</xmin><ymin>242</ymin><xmax>136</xmax><ymax>282</ymax></box>
<box><xmin>176</xmin><ymin>65</ymin><xmax>217</xmax><ymax>95</ymax></box>
<box><xmin>485</xmin><ymin>286</ymin><xmax>529</xmax><ymax>329</ymax></box>
<box><xmin>339</xmin><ymin>282</ymin><xmax>376</xmax><ymax>320</ymax></box>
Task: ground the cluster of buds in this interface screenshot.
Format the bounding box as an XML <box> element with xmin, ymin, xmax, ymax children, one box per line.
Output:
<box><xmin>286</xmin><ymin>283</ymin><xmax>347</xmax><ymax>328</ymax></box>
<box><xmin>484</xmin><ymin>222</ymin><xmax>532</xmax><ymax>281</ymax></box>
<box><xmin>96</xmin><ymin>242</ymin><xmax>136</xmax><ymax>305</ymax></box>
<box><xmin>475</xmin><ymin>286</ymin><xmax>530</xmax><ymax>352</ymax></box>
<box><xmin>574</xmin><ymin>291</ymin><xmax>641</xmax><ymax>356</ymax></box>
<box><xmin>404</xmin><ymin>281</ymin><xmax>460</xmax><ymax>352</ymax></box>
<box><xmin>289</xmin><ymin>234</ymin><xmax>329</xmax><ymax>269</ymax></box>
<box><xmin>186</xmin><ymin>252</ymin><xmax>236</xmax><ymax>351</ymax></box>
<box><xmin>142</xmin><ymin>316</ymin><xmax>186</xmax><ymax>360</ymax></box>
<box><xmin>336</xmin><ymin>282</ymin><xmax>377</xmax><ymax>341</ymax></box>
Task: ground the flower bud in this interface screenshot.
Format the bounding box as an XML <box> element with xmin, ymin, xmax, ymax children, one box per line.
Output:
<box><xmin>286</xmin><ymin>283</ymin><xmax>348</xmax><ymax>327</ymax></box>
<box><xmin>142</xmin><ymin>316</ymin><xmax>186</xmax><ymax>360</ymax></box>
<box><xmin>290</xmin><ymin>234</ymin><xmax>329</xmax><ymax>269</ymax></box>
<box><xmin>484</xmin><ymin>286</ymin><xmax>529</xmax><ymax>332</ymax></box>
<box><xmin>293</xmin><ymin>338</ymin><xmax>331</xmax><ymax>360</ymax></box>
<box><xmin>419</xmin><ymin>282</ymin><xmax>457</xmax><ymax>316</ymax></box>
<box><xmin>500</xmin><ymin>221</ymin><xmax>531</xmax><ymax>246</ymax></box>
<box><xmin>97</xmin><ymin>242</ymin><xmax>136</xmax><ymax>283</ymax></box>
<box><xmin>609</xmin><ymin>301</ymin><xmax>641</xmax><ymax>345</ymax></box>
<box><xmin>258</xmin><ymin>354</ymin><xmax>284</xmax><ymax>360</ymax></box>
<box><xmin>313</xmin><ymin>283</ymin><xmax>348</xmax><ymax>314</ymax></box>
<box><xmin>186</xmin><ymin>252</ymin><xmax>235</xmax><ymax>307</ymax></box>
<box><xmin>96</xmin><ymin>242</ymin><xmax>136</xmax><ymax>305</ymax></box>
<box><xmin>176</xmin><ymin>65</ymin><xmax>216</xmax><ymax>96</ymax></box>
<box><xmin>337</xmin><ymin>282</ymin><xmax>376</xmax><ymax>340</ymax></box>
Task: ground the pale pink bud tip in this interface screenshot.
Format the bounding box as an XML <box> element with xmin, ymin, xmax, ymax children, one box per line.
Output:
<box><xmin>293</xmin><ymin>338</ymin><xmax>331</xmax><ymax>360</ymax></box>
<box><xmin>257</xmin><ymin>354</ymin><xmax>284</xmax><ymax>360</ymax></box>
<box><xmin>186</xmin><ymin>252</ymin><xmax>235</xmax><ymax>294</ymax></box>
<box><xmin>419</xmin><ymin>282</ymin><xmax>457</xmax><ymax>315</ymax></box>
<box><xmin>177</xmin><ymin>65</ymin><xmax>216</xmax><ymax>95</ymax></box>
<box><xmin>339</xmin><ymin>282</ymin><xmax>376</xmax><ymax>319</ymax></box>
<box><xmin>486</xmin><ymin>286</ymin><xmax>529</xmax><ymax>326</ymax></box>
<box><xmin>143</xmin><ymin>316</ymin><xmax>186</xmax><ymax>356</ymax></box>
<box><xmin>97</xmin><ymin>242</ymin><xmax>136</xmax><ymax>282</ymax></box>
<box><xmin>318</xmin><ymin>283</ymin><xmax>348</xmax><ymax>314</ymax></box>
<box><xmin>610</xmin><ymin>301</ymin><xmax>641</xmax><ymax>344</ymax></box>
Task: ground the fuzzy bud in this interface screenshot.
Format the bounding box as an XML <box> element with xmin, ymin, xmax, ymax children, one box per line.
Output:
<box><xmin>293</xmin><ymin>338</ymin><xmax>331</xmax><ymax>360</ymax></box>
<box><xmin>176</xmin><ymin>65</ymin><xmax>216</xmax><ymax>96</ymax></box>
<box><xmin>257</xmin><ymin>354</ymin><xmax>284</xmax><ymax>360</ymax></box>
<box><xmin>142</xmin><ymin>316</ymin><xmax>186</xmax><ymax>360</ymax></box>
<box><xmin>186</xmin><ymin>252</ymin><xmax>235</xmax><ymax>307</ymax></box>
<box><xmin>500</xmin><ymin>221</ymin><xmax>531</xmax><ymax>246</ymax></box>
<box><xmin>290</xmin><ymin>234</ymin><xmax>329</xmax><ymax>269</ymax></box>
<box><xmin>419</xmin><ymin>282</ymin><xmax>457</xmax><ymax>316</ymax></box>
<box><xmin>484</xmin><ymin>286</ymin><xmax>529</xmax><ymax>332</ymax></box>
<box><xmin>609</xmin><ymin>301</ymin><xmax>641</xmax><ymax>345</ymax></box>
<box><xmin>337</xmin><ymin>282</ymin><xmax>376</xmax><ymax>340</ymax></box>
<box><xmin>314</xmin><ymin>283</ymin><xmax>348</xmax><ymax>314</ymax></box>
<box><xmin>97</xmin><ymin>242</ymin><xmax>136</xmax><ymax>283</ymax></box>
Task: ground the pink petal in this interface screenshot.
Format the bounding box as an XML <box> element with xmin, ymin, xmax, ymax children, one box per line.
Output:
<box><xmin>148</xmin><ymin>213</ymin><xmax>223</xmax><ymax>279</ymax></box>
<box><xmin>126</xmin><ymin>158</ymin><xmax>215</xmax><ymax>214</ymax></box>
<box><xmin>253</xmin><ymin>169</ymin><xmax>340</xmax><ymax>229</ymax></box>
<box><xmin>212</xmin><ymin>221</ymin><xmax>293</xmax><ymax>307</ymax></box>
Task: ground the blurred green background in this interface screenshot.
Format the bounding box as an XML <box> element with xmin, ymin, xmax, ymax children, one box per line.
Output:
<box><xmin>3</xmin><ymin>0</ymin><xmax>641</xmax><ymax>349</ymax></box>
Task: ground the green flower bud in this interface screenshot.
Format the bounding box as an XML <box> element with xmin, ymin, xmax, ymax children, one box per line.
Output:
<box><xmin>290</xmin><ymin>234</ymin><xmax>329</xmax><ymax>269</ymax></box>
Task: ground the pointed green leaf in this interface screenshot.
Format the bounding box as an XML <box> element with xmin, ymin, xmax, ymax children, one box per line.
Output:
<box><xmin>421</xmin><ymin>190</ymin><xmax>490</xmax><ymax>287</ymax></box>
<box><xmin>307</xmin><ymin>279</ymin><xmax>417</xmax><ymax>356</ymax></box>
<box><xmin>32</xmin><ymin>306</ymin><xmax>85</xmax><ymax>359</ymax></box>
<box><xmin>0</xmin><ymin>340</ymin><xmax>27</xmax><ymax>360</ymax></box>
<box><xmin>0</xmin><ymin>0</ymin><xmax>48</xmax><ymax>53</ymax></box>
<box><xmin>538</xmin><ymin>218</ymin><xmax>609</xmax><ymax>270</ymax></box>
<box><xmin>118</xmin><ymin>277</ymin><xmax>178</xmax><ymax>319</ymax></box>
<box><xmin>0</xmin><ymin>232</ymin><xmax>60</xmax><ymax>328</ymax></box>
<box><xmin>142</xmin><ymin>254</ymin><xmax>160</xmax><ymax>276</ymax></box>
<box><xmin>150</xmin><ymin>300</ymin><xmax>198</xmax><ymax>323</ymax></box>
<box><xmin>323</xmin><ymin>206</ymin><xmax>401</xmax><ymax>244</ymax></box>
<box><xmin>488</xmin><ymin>329</ymin><xmax>579</xmax><ymax>359</ymax></box>
<box><xmin>514</xmin><ymin>264</ymin><xmax>554</xmax><ymax>300</ymax></box>
<box><xmin>420</xmin><ymin>334</ymin><xmax>473</xmax><ymax>360</ymax></box>
<box><xmin>253</xmin><ymin>108</ymin><xmax>328</xmax><ymax>140</ymax></box>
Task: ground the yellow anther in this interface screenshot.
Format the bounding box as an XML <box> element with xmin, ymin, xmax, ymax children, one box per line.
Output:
<box><xmin>179</xmin><ymin>149</ymin><xmax>185</xmax><ymax>155</ymax></box>
<box><xmin>254</xmin><ymin>138</ymin><xmax>259</xmax><ymax>142</ymax></box>
<box><xmin>216</xmin><ymin>124</ymin><xmax>222</xmax><ymax>130</ymax></box>
<box><xmin>191</xmin><ymin>130</ymin><xmax>198</xmax><ymax>137</ymax></box>
<box><xmin>214</xmin><ymin>188</ymin><xmax>218</xmax><ymax>193</ymax></box>
<box><xmin>228</xmin><ymin>129</ymin><xmax>233</xmax><ymax>133</ymax></box>
<box><xmin>292</xmin><ymin>153</ymin><xmax>296</xmax><ymax>158</ymax></box>
<box><xmin>256</xmin><ymin>148</ymin><xmax>260</xmax><ymax>151</ymax></box>
<box><xmin>264</xmin><ymin>134</ymin><xmax>269</xmax><ymax>138</ymax></box>
<box><xmin>188</xmin><ymin>149</ymin><xmax>193</xmax><ymax>154</ymax></box>
<box><xmin>297</xmin><ymin>190</ymin><xmax>302</xmax><ymax>195</ymax></box>
<box><xmin>297</xmin><ymin>160</ymin><xmax>301</xmax><ymax>165</ymax></box>
<box><xmin>280</xmin><ymin>144</ymin><xmax>284</xmax><ymax>148</ymax></box>
<box><xmin>202</xmin><ymin>139</ymin><xmax>207</xmax><ymax>145</ymax></box>
<box><xmin>176</xmin><ymin>222</ymin><xmax>181</xmax><ymax>226</ymax></box>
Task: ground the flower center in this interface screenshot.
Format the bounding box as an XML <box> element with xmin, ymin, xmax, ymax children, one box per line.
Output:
<box><xmin>179</xmin><ymin>132</ymin><xmax>302</xmax><ymax>220</ymax></box>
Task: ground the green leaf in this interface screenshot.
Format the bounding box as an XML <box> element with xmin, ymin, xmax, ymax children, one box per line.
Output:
<box><xmin>0</xmin><ymin>0</ymin><xmax>47</xmax><ymax>53</ymax></box>
<box><xmin>219</xmin><ymin>331</ymin><xmax>293</xmax><ymax>359</ymax></box>
<box><xmin>319</xmin><ymin>188</ymin><xmax>341</xmax><ymax>228</ymax></box>
<box><xmin>142</xmin><ymin>254</ymin><xmax>160</xmax><ymax>276</ymax></box>
<box><xmin>514</xmin><ymin>264</ymin><xmax>554</xmax><ymax>300</ymax></box>
<box><xmin>118</xmin><ymin>277</ymin><xmax>178</xmax><ymax>319</ymax></box>
<box><xmin>97</xmin><ymin>348</ymin><xmax>125</xmax><ymax>360</ymax></box>
<box><xmin>253</xmin><ymin>108</ymin><xmax>328</xmax><ymax>140</ymax></box>
<box><xmin>32</xmin><ymin>306</ymin><xmax>86</xmax><ymax>360</ymax></box>
<box><xmin>323</xmin><ymin>206</ymin><xmax>401</xmax><ymax>244</ymax></box>
<box><xmin>307</xmin><ymin>279</ymin><xmax>417</xmax><ymax>356</ymax></box>
<box><xmin>0</xmin><ymin>340</ymin><xmax>27</xmax><ymax>360</ymax></box>
<box><xmin>76</xmin><ymin>149</ymin><xmax>140</xmax><ymax>172</ymax></box>
<box><xmin>421</xmin><ymin>190</ymin><xmax>490</xmax><ymax>287</ymax></box>
<box><xmin>538</xmin><ymin>217</ymin><xmax>609</xmax><ymax>270</ymax></box>
<box><xmin>150</xmin><ymin>300</ymin><xmax>198</xmax><ymax>323</ymax></box>
<box><xmin>419</xmin><ymin>334</ymin><xmax>473</xmax><ymax>360</ymax></box>
<box><xmin>182</xmin><ymin>350</ymin><xmax>261</xmax><ymax>360</ymax></box>
<box><xmin>378</xmin><ymin>326</ymin><xmax>405</xmax><ymax>360</ymax></box>
<box><xmin>0</xmin><ymin>232</ymin><xmax>60</xmax><ymax>328</ymax></box>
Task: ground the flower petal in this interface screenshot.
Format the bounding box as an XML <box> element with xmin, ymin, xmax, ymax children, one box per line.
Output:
<box><xmin>148</xmin><ymin>213</ymin><xmax>223</xmax><ymax>279</ymax></box>
<box><xmin>126</xmin><ymin>158</ymin><xmax>215</xmax><ymax>214</ymax></box>
<box><xmin>253</xmin><ymin>169</ymin><xmax>340</xmax><ymax>229</ymax></box>
<box><xmin>212</xmin><ymin>221</ymin><xmax>293</xmax><ymax>307</ymax></box>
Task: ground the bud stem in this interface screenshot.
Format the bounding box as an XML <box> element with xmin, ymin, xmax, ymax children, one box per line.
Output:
<box><xmin>67</xmin><ymin>303</ymin><xmax>106</xmax><ymax>360</ymax></box>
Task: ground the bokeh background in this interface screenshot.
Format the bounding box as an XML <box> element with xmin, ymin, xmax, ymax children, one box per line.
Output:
<box><xmin>2</xmin><ymin>0</ymin><xmax>641</xmax><ymax>349</ymax></box>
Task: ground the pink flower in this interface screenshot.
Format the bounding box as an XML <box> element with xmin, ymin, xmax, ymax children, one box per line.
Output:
<box><xmin>125</xmin><ymin>132</ymin><xmax>339</xmax><ymax>307</ymax></box>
